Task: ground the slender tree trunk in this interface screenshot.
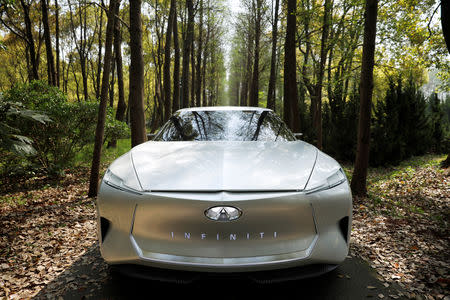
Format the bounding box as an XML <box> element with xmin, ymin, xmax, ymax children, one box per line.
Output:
<box><xmin>195</xmin><ymin>0</ymin><xmax>203</xmax><ymax>106</ymax></box>
<box><xmin>109</xmin><ymin>57</ymin><xmax>115</xmax><ymax>107</ymax></box>
<box><xmin>351</xmin><ymin>0</ymin><xmax>379</xmax><ymax>197</ymax></box>
<box><xmin>55</xmin><ymin>0</ymin><xmax>60</xmax><ymax>87</ymax></box>
<box><xmin>267</xmin><ymin>0</ymin><xmax>279</xmax><ymax>111</ymax></box>
<box><xmin>129</xmin><ymin>0</ymin><xmax>147</xmax><ymax>147</ymax></box>
<box><xmin>312</xmin><ymin>0</ymin><xmax>331</xmax><ymax>149</ymax></box>
<box><xmin>283</xmin><ymin>0</ymin><xmax>300</xmax><ymax>132</ymax></box>
<box><xmin>88</xmin><ymin>0</ymin><xmax>118</xmax><ymax>198</ymax></box>
<box><xmin>81</xmin><ymin>5</ymin><xmax>89</xmax><ymax>101</ymax></box>
<box><xmin>21</xmin><ymin>0</ymin><xmax>39</xmax><ymax>81</ymax></box>
<box><xmin>181</xmin><ymin>0</ymin><xmax>194</xmax><ymax>108</ymax></box>
<box><xmin>172</xmin><ymin>4</ymin><xmax>180</xmax><ymax>112</ymax></box>
<box><xmin>96</xmin><ymin>6</ymin><xmax>104</xmax><ymax>100</ymax></box>
<box><xmin>108</xmin><ymin>1</ymin><xmax>126</xmax><ymax>148</ymax></box>
<box><xmin>441</xmin><ymin>0</ymin><xmax>450</xmax><ymax>168</ymax></box>
<box><xmin>201</xmin><ymin>14</ymin><xmax>209</xmax><ymax>107</ymax></box>
<box><xmin>190</xmin><ymin>30</ymin><xmax>196</xmax><ymax>107</ymax></box>
<box><xmin>249</xmin><ymin>0</ymin><xmax>261</xmax><ymax>107</ymax></box>
<box><xmin>114</xmin><ymin>4</ymin><xmax>126</xmax><ymax>122</ymax></box>
<box><xmin>163</xmin><ymin>0</ymin><xmax>176</xmax><ymax>122</ymax></box>
<box><xmin>41</xmin><ymin>0</ymin><xmax>56</xmax><ymax>86</ymax></box>
<box><xmin>240</xmin><ymin>32</ymin><xmax>252</xmax><ymax>106</ymax></box>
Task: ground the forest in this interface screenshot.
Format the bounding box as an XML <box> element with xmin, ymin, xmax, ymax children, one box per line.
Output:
<box><xmin>0</xmin><ymin>0</ymin><xmax>449</xmax><ymax>298</ymax></box>
<box><xmin>0</xmin><ymin>0</ymin><xmax>449</xmax><ymax>191</ymax></box>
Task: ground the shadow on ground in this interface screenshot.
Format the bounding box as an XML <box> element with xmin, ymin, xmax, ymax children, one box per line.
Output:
<box><xmin>35</xmin><ymin>244</ymin><xmax>406</xmax><ymax>300</ymax></box>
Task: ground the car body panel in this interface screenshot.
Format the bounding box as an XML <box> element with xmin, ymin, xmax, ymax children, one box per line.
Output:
<box><xmin>131</xmin><ymin>141</ymin><xmax>317</xmax><ymax>192</ymax></box>
<box><xmin>131</xmin><ymin>191</ymin><xmax>317</xmax><ymax>258</ymax></box>
<box><xmin>98</xmin><ymin>180</ymin><xmax>351</xmax><ymax>272</ymax></box>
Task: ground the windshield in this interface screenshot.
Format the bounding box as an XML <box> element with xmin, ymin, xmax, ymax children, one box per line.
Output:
<box><xmin>154</xmin><ymin>110</ymin><xmax>296</xmax><ymax>142</ymax></box>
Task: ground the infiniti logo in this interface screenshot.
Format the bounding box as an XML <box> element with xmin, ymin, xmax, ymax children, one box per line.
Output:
<box><xmin>205</xmin><ymin>206</ymin><xmax>242</xmax><ymax>221</ymax></box>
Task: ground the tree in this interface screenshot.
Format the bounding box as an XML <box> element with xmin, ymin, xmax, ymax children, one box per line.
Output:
<box><xmin>312</xmin><ymin>0</ymin><xmax>331</xmax><ymax>149</ymax></box>
<box><xmin>440</xmin><ymin>0</ymin><xmax>450</xmax><ymax>168</ymax></box>
<box><xmin>172</xmin><ymin>2</ymin><xmax>180</xmax><ymax>112</ymax></box>
<box><xmin>249</xmin><ymin>0</ymin><xmax>263</xmax><ymax>107</ymax></box>
<box><xmin>266</xmin><ymin>0</ymin><xmax>279</xmax><ymax>111</ymax></box>
<box><xmin>108</xmin><ymin>0</ymin><xmax>126</xmax><ymax>148</ymax></box>
<box><xmin>283</xmin><ymin>0</ymin><xmax>300</xmax><ymax>132</ymax></box>
<box><xmin>350</xmin><ymin>0</ymin><xmax>379</xmax><ymax>197</ymax></box>
<box><xmin>21</xmin><ymin>0</ymin><xmax>39</xmax><ymax>81</ymax></box>
<box><xmin>128</xmin><ymin>0</ymin><xmax>147</xmax><ymax>147</ymax></box>
<box><xmin>41</xmin><ymin>0</ymin><xmax>56</xmax><ymax>86</ymax></box>
<box><xmin>88</xmin><ymin>0</ymin><xmax>118</xmax><ymax>197</ymax></box>
<box><xmin>195</xmin><ymin>0</ymin><xmax>204</xmax><ymax>107</ymax></box>
<box><xmin>55</xmin><ymin>0</ymin><xmax>60</xmax><ymax>87</ymax></box>
<box><xmin>68</xmin><ymin>0</ymin><xmax>90</xmax><ymax>100</ymax></box>
<box><xmin>95</xmin><ymin>3</ymin><xmax>104</xmax><ymax>100</ymax></box>
<box><xmin>181</xmin><ymin>0</ymin><xmax>194</xmax><ymax>108</ymax></box>
<box><xmin>163</xmin><ymin>0</ymin><xmax>176</xmax><ymax>122</ymax></box>
<box><xmin>0</xmin><ymin>0</ymin><xmax>41</xmax><ymax>81</ymax></box>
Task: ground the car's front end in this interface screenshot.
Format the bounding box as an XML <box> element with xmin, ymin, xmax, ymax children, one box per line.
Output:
<box><xmin>97</xmin><ymin>141</ymin><xmax>352</xmax><ymax>279</ymax></box>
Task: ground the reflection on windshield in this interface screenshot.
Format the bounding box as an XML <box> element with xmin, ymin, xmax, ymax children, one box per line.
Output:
<box><xmin>155</xmin><ymin>110</ymin><xmax>296</xmax><ymax>142</ymax></box>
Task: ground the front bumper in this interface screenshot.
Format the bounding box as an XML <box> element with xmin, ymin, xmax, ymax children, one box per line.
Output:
<box><xmin>97</xmin><ymin>181</ymin><xmax>352</xmax><ymax>273</ymax></box>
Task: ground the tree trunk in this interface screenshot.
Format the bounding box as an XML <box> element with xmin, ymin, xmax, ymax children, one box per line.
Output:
<box><xmin>55</xmin><ymin>0</ymin><xmax>60</xmax><ymax>87</ymax></box>
<box><xmin>312</xmin><ymin>0</ymin><xmax>331</xmax><ymax>149</ymax></box>
<box><xmin>190</xmin><ymin>29</ymin><xmax>196</xmax><ymax>107</ymax></box>
<box><xmin>201</xmin><ymin>19</ymin><xmax>209</xmax><ymax>107</ymax></box>
<box><xmin>80</xmin><ymin>57</ymin><xmax>88</xmax><ymax>100</ymax></box>
<box><xmin>172</xmin><ymin>3</ymin><xmax>180</xmax><ymax>112</ymax></box>
<box><xmin>441</xmin><ymin>0</ymin><xmax>449</xmax><ymax>168</ymax></box>
<box><xmin>80</xmin><ymin>4</ymin><xmax>89</xmax><ymax>101</ymax></box>
<box><xmin>195</xmin><ymin>0</ymin><xmax>203</xmax><ymax>107</ymax></box>
<box><xmin>88</xmin><ymin>0</ymin><xmax>118</xmax><ymax>198</ymax></box>
<box><xmin>249</xmin><ymin>0</ymin><xmax>261</xmax><ymax>107</ymax></box>
<box><xmin>108</xmin><ymin>57</ymin><xmax>115</xmax><ymax>107</ymax></box>
<box><xmin>114</xmin><ymin>4</ymin><xmax>126</xmax><ymax>123</ymax></box>
<box><xmin>163</xmin><ymin>0</ymin><xmax>176</xmax><ymax>122</ymax></box>
<box><xmin>283</xmin><ymin>0</ymin><xmax>300</xmax><ymax>132</ymax></box>
<box><xmin>267</xmin><ymin>0</ymin><xmax>279</xmax><ymax>111</ymax></box>
<box><xmin>240</xmin><ymin>31</ymin><xmax>253</xmax><ymax>107</ymax></box>
<box><xmin>21</xmin><ymin>0</ymin><xmax>39</xmax><ymax>81</ymax></box>
<box><xmin>108</xmin><ymin>1</ymin><xmax>126</xmax><ymax>148</ymax></box>
<box><xmin>129</xmin><ymin>0</ymin><xmax>147</xmax><ymax>147</ymax></box>
<box><xmin>96</xmin><ymin>5</ymin><xmax>104</xmax><ymax>100</ymax></box>
<box><xmin>350</xmin><ymin>0</ymin><xmax>379</xmax><ymax>197</ymax></box>
<box><xmin>181</xmin><ymin>0</ymin><xmax>194</xmax><ymax>108</ymax></box>
<box><xmin>41</xmin><ymin>0</ymin><xmax>56</xmax><ymax>86</ymax></box>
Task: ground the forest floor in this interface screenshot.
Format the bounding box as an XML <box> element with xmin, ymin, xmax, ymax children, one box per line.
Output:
<box><xmin>0</xmin><ymin>153</ymin><xmax>448</xmax><ymax>299</ymax></box>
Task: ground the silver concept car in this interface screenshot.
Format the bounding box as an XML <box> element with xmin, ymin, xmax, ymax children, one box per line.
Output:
<box><xmin>97</xmin><ymin>107</ymin><xmax>352</xmax><ymax>281</ymax></box>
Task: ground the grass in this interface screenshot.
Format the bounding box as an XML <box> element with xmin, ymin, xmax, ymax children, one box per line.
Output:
<box><xmin>74</xmin><ymin>138</ymin><xmax>131</xmax><ymax>168</ymax></box>
<box><xmin>367</xmin><ymin>153</ymin><xmax>446</xmax><ymax>184</ymax></box>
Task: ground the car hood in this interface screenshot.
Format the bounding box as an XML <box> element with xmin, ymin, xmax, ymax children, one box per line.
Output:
<box><xmin>130</xmin><ymin>141</ymin><xmax>317</xmax><ymax>191</ymax></box>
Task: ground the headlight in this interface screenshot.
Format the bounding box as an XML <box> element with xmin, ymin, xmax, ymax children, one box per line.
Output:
<box><xmin>305</xmin><ymin>168</ymin><xmax>346</xmax><ymax>194</ymax></box>
<box><xmin>102</xmin><ymin>153</ymin><xmax>143</xmax><ymax>194</ymax></box>
<box><xmin>304</xmin><ymin>151</ymin><xmax>347</xmax><ymax>194</ymax></box>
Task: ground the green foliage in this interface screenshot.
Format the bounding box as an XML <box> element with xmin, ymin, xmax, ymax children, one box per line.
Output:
<box><xmin>428</xmin><ymin>93</ymin><xmax>445</xmax><ymax>153</ymax></box>
<box><xmin>322</xmin><ymin>84</ymin><xmax>360</xmax><ymax>161</ymax></box>
<box><xmin>1</xmin><ymin>81</ymin><xmax>130</xmax><ymax>175</ymax></box>
<box><xmin>370</xmin><ymin>77</ymin><xmax>431</xmax><ymax>166</ymax></box>
<box><xmin>74</xmin><ymin>138</ymin><xmax>131</xmax><ymax>169</ymax></box>
<box><xmin>0</xmin><ymin>92</ymin><xmax>50</xmax><ymax>156</ymax></box>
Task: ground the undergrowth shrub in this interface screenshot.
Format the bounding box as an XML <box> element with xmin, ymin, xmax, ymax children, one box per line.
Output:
<box><xmin>2</xmin><ymin>81</ymin><xmax>129</xmax><ymax>176</ymax></box>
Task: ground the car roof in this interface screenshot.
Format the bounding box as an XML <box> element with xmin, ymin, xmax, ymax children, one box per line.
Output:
<box><xmin>176</xmin><ymin>106</ymin><xmax>272</xmax><ymax>112</ymax></box>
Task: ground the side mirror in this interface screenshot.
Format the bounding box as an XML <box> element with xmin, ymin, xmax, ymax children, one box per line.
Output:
<box><xmin>294</xmin><ymin>133</ymin><xmax>303</xmax><ymax>140</ymax></box>
<box><xmin>147</xmin><ymin>133</ymin><xmax>157</xmax><ymax>141</ymax></box>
